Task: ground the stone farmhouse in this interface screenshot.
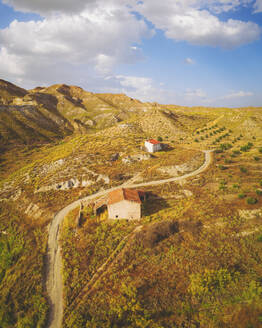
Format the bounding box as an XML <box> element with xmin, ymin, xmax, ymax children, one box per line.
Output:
<box><xmin>94</xmin><ymin>188</ymin><xmax>146</xmax><ymax>220</ymax></box>
<box><xmin>145</xmin><ymin>139</ymin><xmax>162</xmax><ymax>153</ymax></box>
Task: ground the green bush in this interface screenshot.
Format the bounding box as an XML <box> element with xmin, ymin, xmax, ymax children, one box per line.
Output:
<box><xmin>220</xmin><ymin>143</ymin><xmax>232</xmax><ymax>151</ymax></box>
<box><xmin>238</xmin><ymin>193</ymin><xmax>246</xmax><ymax>199</ymax></box>
<box><xmin>256</xmin><ymin>234</ymin><xmax>262</xmax><ymax>242</ymax></box>
<box><xmin>240</xmin><ymin>145</ymin><xmax>249</xmax><ymax>152</ymax></box>
<box><xmin>246</xmin><ymin>197</ymin><xmax>258</xmax><ymax>205</ymax></box>
<box><xmin>157</xmin><ymin>136</ymin><xmax>163</xmax><ymax>142</ymax></box>
<box><xmin>189</xmin><ymin>268</ymin><xmax>237</xmax><ymax>297</ymax></box>
<box><xmin>240</xmin><ymin>166</ymin><xmax>247</xmax><ymax>173</ymax></box>
<box><xmin>256</xmin><ymin>190</ymin><xmax>262</xmax><ymax>196</ymax></box>
<box><xmin>254</xmin><ymin>156</ymin><xmax>260</xmax><ymax>161</ymax></box>
<box><xmin>241</xmin><ymin>143</ymin><xmax>253</xmax><ymax>152</ymax></box>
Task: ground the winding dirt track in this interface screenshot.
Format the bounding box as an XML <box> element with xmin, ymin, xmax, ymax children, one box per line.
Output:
<box><xmin>45</xmin><ymin>150</ymin><xmax>212</xmax><ymax>328</ymax></box>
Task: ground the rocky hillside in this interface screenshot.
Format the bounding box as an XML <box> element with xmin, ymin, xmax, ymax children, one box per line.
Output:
<box><xmin>0</xmin><ymin>79</ymin><xmax>192</xmax><ymax>148</ymax></box>
<box><xmin>1</xmin><ymin>79</ymin><xmax>261</xmax><ymax>151</ymax></box>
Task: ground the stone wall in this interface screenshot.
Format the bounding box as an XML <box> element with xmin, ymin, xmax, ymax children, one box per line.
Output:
<box><xmin>108</xmin><ymin>200</ymin><xmax>141</xmax><ymax>220</ymax></box>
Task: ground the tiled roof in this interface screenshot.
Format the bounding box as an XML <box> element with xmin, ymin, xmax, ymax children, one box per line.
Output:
<box><xmin>147</xmin><ymin>139</ymin><xmax>160</xmax><ymax>145</ymax></box>
<box><xmin>108</xmin><ymin>188</ymin><xmax>142</xmax><ymax>205</ymax></box>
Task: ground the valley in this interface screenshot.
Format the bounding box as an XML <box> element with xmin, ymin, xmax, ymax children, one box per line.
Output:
<box><xmin>0</xmin><ymin>79</ymin><xmax>262</xmax><ymax>328</ymax></box>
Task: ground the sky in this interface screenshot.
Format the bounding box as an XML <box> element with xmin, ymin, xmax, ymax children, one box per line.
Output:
<box><xmin>0</xmin><ymin>0</ymin><xmax>261</xmax><ymax>107</ymax></box>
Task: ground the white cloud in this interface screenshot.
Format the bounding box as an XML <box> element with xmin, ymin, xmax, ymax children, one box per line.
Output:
<box><xmin>134</xmin><ymin>0</ymin><xmax>260</xmax><ymax>48</ymax></box>
<box><xmin>184</xmin><ymin>89</ymin><xmax>207</xmax><ymax>98</ymax></box>
<box><xmin>185</xmin><ymin>88</ymin><xmax>207</xmax><ymax>98</ymax></box>
<box><xmin>221</xmin><ymin>90</ymin><xmax>254</xmax><ymax>99</ymax></box>
<box><xmin>185</xmin><ymin>57</ymin><xmax>195</xmax><ymax>64</ymax></box>
<box><xmin>200</xmin><ymin>0</ymin><xmax>253</xmax><ymax>14</ymax></box>
<box><xmin>2</xmin><ymin>0</ymin><xmax>96</xmax><ymax>15</ymax></box>
<box><xmin>0</xmin><ymin>2</ymin><xmax>151</xmax><ymax>87</ymax></box>
<box><xmin>254</xmin><ymin>0</ymin><xmax>262</xmax><ymax>12</ymax></box>
<box><xmin>114</xmin><ymin>75</ymin><xmax>163</xmax><ymax>102</ymax></box>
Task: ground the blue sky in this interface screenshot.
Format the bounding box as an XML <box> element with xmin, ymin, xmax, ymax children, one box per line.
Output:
<box><xmin>0</xmin><ymin>0</ymin><xmax>261</xmax><ymax>107</ymax></box>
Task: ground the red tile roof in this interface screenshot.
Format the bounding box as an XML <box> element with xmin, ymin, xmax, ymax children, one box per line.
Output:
<box><xmin>108</xmin><ymin>188</ymin><xmax>142</xmax><ymax>205</ymax></box>
<box><xmin>147</xmin><ymin>139</ymin><xmax>160</xmax><ymax>145</ymax></box>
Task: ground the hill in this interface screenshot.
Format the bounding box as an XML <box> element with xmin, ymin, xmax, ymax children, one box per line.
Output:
<box><xmin>0</xmin><ymin>79</ymin><xmax>262</xmax><ymax>328</ymax></box>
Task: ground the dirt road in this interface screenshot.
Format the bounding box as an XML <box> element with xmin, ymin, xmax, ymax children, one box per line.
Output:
<box><xmin>45</xmin><ymin>150</ymin><xmax>212</xmax><ymax>328</ymax></box>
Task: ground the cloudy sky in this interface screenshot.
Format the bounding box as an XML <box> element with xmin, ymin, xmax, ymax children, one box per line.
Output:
<box><xmin>0</xmin><ymin>0</ymin><xmax>261</xmax><ymax>107</ymax></box>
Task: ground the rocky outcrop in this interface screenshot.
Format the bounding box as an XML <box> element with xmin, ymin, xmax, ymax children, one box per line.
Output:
<box><xmin>122</xmin><ymin>153</ymin><xmax>152</xmax><ymax>164</ymax></box>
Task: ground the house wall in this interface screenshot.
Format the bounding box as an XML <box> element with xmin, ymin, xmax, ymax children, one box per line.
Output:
<box><xmin>145</xmin><ymin>141</ymin><xmax>155</xmax><ymax>153</ymax></box>
<box><xmin>108</xmin><ymin>200</ymin><xmax>141</xmax><ymax>220</ymax></box>
<box><xmin>145</xmin><ymin>141</ymin><xmax>162</xmax><ymax>153</ymax></box>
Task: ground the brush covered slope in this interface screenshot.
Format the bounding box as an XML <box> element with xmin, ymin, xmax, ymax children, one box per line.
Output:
<box><xmin>0</xmin><ymin>79</ymin><xmax>262</xmax><ymax>328</ymax></box>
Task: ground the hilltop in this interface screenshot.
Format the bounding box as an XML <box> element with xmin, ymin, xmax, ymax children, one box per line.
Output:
<box><xmin>0</xmin><ymin>79</ymin><xmax>213</xmax><ymax>148</ymax></box>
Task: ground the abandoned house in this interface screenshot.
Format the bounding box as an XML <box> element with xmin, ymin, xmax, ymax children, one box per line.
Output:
<box><xmin>94</xmin><ymin>188</ymin><xmax>146</xmax><ymax>220</ymax></box>
<box><xmin>144</xmin><ymin>139</ymin><xmax>162</xmax><ymax>153</ymax></box>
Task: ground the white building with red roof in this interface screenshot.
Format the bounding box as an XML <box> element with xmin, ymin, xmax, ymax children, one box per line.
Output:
<box><xmin>144</xmin><ymin>139</ymin><xmax>162</xmax><ymax>153</ymax></box>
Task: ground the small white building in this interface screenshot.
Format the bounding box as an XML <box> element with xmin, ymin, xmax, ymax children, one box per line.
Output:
<box><xmin>144</xmin><ymin>139</ymin><xmax>162</xmax><ymax>153</ymax></box>
<box><xmin>108</xmin><ymin>188</ymin><xmax>144</xmax><ymax>220</ymax></box>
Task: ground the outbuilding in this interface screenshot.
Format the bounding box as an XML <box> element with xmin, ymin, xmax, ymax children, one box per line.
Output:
<box><xmin>108</xmin><ymin>188</ymin><xmax>144</xmax><ymax>220</ymax></box>
<box><xmin>144</xmin><ymin>139</ymin><xmax>162</xmax><ymax>153</ymax></box>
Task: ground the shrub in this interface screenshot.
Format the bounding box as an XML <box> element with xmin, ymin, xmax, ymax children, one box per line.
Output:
<box><xmin>256</xmin><ymin>190</ymin><xmax>262</xmax><ymax>196</ymax></box>
<box><xmin>246</xmin><ymin>197</ymin><xmax>258</xmax><ymax>205</ymax></box>
<box><xmin>233</xmin><ymin>184</ymin><xmax>240</xmax><ymax>189</ymax></box>
<box><xmin>240</xmin><ymin>145</ymin><xmax>249</xmax><ymax>152</ymax></box>
<box><xmin>259</xmin><ymin>147</ymin><xmax>262</xmax><ymax>154</ymax></box>
<box><xmin>257</xmin><ymin>234</ymin><xmax>262</xmax><ymax>242</ymax></box>
<box><xmin>233</xmin><ymin>150</ymin><xmax>241</xmax><ymax>155</ymax></box>
<box><xmin>194</xmin><ymin>138</ymin><xmax>199</xmax><ymax>142</ymax></box>
<box><xmin>220</xmin><ymin>143</ymin><xmax>232</xmax><ymax>150</ymax></box>
<box><xmin>219</xmin><ymin>180</ymin><xmax>227</xmax><ymax>190</ymax></box>
<box><xmin>157</xmin><ymin>136</ymin><xmax>163</xmax><ymax>142</ymax></box>
<box><xmin>254</xmin><ymin>156</ymin><xmax>260</xmax><ymax>161</ymax></box>
<box><xmin>189</xmin><ymin>268</ymin><xmax>237</xmax><ymax>297</ymax></box>
<box><xmin>238</xmin><ymin>193</ymin><xmax>246</xmax><ymax>199</ymax></box>
<box><xmin>240</xmin><ymin>166</ymin><xmax>248</xmax><ymax>173</ymax></box>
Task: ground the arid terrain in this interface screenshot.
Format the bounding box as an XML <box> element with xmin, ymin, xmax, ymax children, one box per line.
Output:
<box><xmin>0</xmin><ymin>79</ymin><xmax>262</xmax><ymax>328</ymax></box>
